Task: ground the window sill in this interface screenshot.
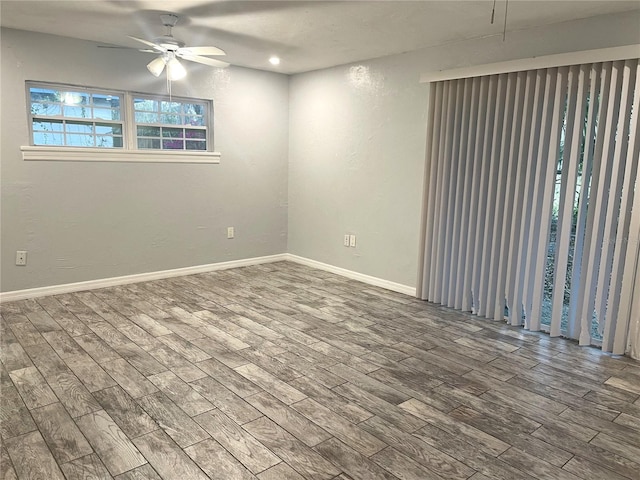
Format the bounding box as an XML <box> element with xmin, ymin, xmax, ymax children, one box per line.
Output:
<box><xmin>21</xmin><ymin>146</ymin><xmax>221</xmax><ymax>164</ymax></box>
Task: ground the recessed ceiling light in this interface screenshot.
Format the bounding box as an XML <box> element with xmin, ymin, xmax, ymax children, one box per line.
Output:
<box><xmin>269</xmin><ymin>56</ymin><xmax>280</xmax><ymax>66</ymax></box>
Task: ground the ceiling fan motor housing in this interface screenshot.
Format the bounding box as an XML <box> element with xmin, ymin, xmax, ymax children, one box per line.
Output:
<box><xmin>156</xmin><ymin>14</ymin><xmax>184</xmax><ymax>50</ymax></box>
<box><xmin>160</xmin><ymin>14</ymin><xmax>179</xmax><ymax>27</ymax></box>
<box><xmin>154</xmin><ymin>35</ymin><xmax>184</xmax><ymax>51</ymax></box>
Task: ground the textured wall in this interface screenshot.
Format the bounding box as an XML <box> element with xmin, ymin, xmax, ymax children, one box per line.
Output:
<box><xmin>287</xmin><ymin>11</ymin><xmax>640</xmax><ymax>288</ymax></box>
<box><xmin>2</xmin><ymin>10</ymin><xmax>639</xmax><ymax>294</ymax></box>
<box><xmin>1</xmin><ymin>28</ymin><xmax>289</xmax><ymax>292</ymax></box>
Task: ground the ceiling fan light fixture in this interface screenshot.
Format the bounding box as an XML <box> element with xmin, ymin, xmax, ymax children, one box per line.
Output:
<box><xmin>166</xmin><ymin>57</ymin><xmax>187</xmax><ymax>81</ymax></box>
<box><xmin>147</xmin><ymin>56</ymin><xmax>166</xmax><ymax>77</ymax></box>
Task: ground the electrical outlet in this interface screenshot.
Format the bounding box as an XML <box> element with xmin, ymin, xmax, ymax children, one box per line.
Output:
<box><xmin>349</xmin><ymin>235</ymin><xmax>356</xmax><ymax>247</ymax></box>
<box><xmin>16</xmin><ymin>251</ymin><xmax>27</xmax><ymax>266</ymax></box>
<box><xmin>344</xmin><ymin>234</ymin><xmax>350</xmax><ymax>247</ymax></box>
<box><xmin>227</xmin><ymin>227</ymin><xmax>235</xmax><ymax>239</ymax></box>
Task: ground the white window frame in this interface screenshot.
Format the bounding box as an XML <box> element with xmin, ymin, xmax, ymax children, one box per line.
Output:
<box><xmin>131</xmin><ymin>93</ymin><xmax>212</xmax><ymax>152</ymax></box>
<box><xmin>27</xmin><ymin>82</ymin><xmax>125</xmax><ymax>149</ymax></box>
<box><xmin>22</xmin><ymin>81</ymin><xmax>220</xmax><ymax>164</ymax></box>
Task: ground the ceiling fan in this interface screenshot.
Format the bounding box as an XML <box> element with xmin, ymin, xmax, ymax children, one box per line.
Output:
<box><xmin>127</xmin><ymin>14</ymin><xmax>230</xmax><ymax>80</ymax></box>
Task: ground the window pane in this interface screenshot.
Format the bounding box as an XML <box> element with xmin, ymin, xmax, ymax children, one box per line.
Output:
<box><xmin>96</xmin><ymin>123</ymin><xmax>122</xmax><ymax>135</ymax></box>
<box><xmin>137</xmin><ymin>126</ymin><xmax>160</xmax><ymax>137</ymax></box>
<box><xmin>94</xmin><ymin>108</ymin><xmax>120</xmax><ymax>121</ymax></box>
<box><xmin>186</xmin><ymin>115</ymin><xmax>205</xmax><ymax>126</ymax></box>
<box><xmin>95</xmin><ymin>135</ymin><xmax>123</xmax><ymax>148</ymax></box>
<box><xmin>134</xmin><ymin>98</ymin><xmax>158</xmax><ymax>111</ymax></box>
<box><xmin>185</xmin><ymin>128</ymin><xmax>206</xmax><ymax>139</ymax></box>
<box><xmin>161</xmin><ymin>101</ymin><xmax>181</xmax><ymax>113</ymax></box>
<box><xmin>30</xmin><ymin>88</ymin><xmax>59</xmax><ymax>103</ymax></box>
<box><xmin>93</xmin><ymin>94</ymin><xmax>120</xmax><ymax>108</ymax></box>
<box><xmin>183</xmin><ymin>103</ymin><xmax>205</xmax><ymax>115</ymax></box>
<box><xmin>66</xmin><ymin>134</ymin><xmax>94</xmax><ymax>147</ymax></box>
<box><xmin>61</xmin><ymin>91</ymin><xmax>89</xmax><ymax>105</ymax></box>
<box><xmin>135</xmin><ymin>112</ymin><xmax>159</xmax><ymax>123</ymax></box>
<box><xmin>161</xmin><ymin>114</ymin><xmax>182</xmax><ymax>125</ymax></box>
<box><xmin>186</xmin><ymin>140</ymin><xmax>206</xmax><ymax>150</ymax></box>
<box><xmin>138</xmin><ymin>138</ymin><xmax>161</xmax><ymax>149</ymax></box>
<box><xmin>33</xmin><ymin>120</ymin><xmax>64</xmax><ymax>132</ymax></box>
<box><xmin>63</xmin><ymin>105</ymin><xmax>91</xmax><ymax>118</ymax></box>
<box><xmin>162</xmin><ymin>139</ymin><xmax>184</xmax><ymax>149</ymax></box>
<box><xmin>33</xmin><ymin>131</ymin><xmax>64</xmax><ymax>145</ymax></box>
<box><xmin>31</xmin><ymin>103</ymin><xmax>61</xmax><ymax>116</ymax></box>
<box><xmin>66</xmin><ymin>121</ymin><xmax>93</xmax><ymax>134</ymax></box>
<box><xmin>162</xmin><ymin>127</ymin><xmax>183</xmax><ymax>138</ymax></box>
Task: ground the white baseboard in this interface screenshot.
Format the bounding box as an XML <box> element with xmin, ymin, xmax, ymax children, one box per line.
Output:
<box><xmin>284</xmin><ymin>254</ymin><xmax>416</xmax><ymax>296</ymax></box>
<box><xmin>0</xmin><ymin>252</ymin><xmax>416</xmax><ymax>302</ymax></box>
<box><xmin>0</xmin><ymin>254</ymin><xmax>288</xmax><ymax>302</ymax></box>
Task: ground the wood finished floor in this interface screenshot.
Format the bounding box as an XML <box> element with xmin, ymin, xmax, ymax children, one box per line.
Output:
<box><xmin>1</xmin><ymin>261</ymin><xmax>640</xmax><ymax>480</ymax></box>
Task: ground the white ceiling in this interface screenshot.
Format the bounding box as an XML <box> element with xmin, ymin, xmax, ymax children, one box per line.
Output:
<box><xmin>1</xmin><ymin>1</ymin><xmax>639</xmax><ymax>74</ymax></box>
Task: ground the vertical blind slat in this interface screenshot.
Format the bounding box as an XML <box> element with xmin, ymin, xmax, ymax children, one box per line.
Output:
<box><xmin>471</xmin><ymin>76</ymin><xmax>498</xmax><ymax>313</ymax></box>
<box><xmin>421</xmin><ymin>82</ymin><xmax>443</xmax><ymax>298</ymax></box>
<box><xmin>463</xmin><ymin>76</ymin><xmax>490</xmax><ymax>312</ymax></box>
<box><xmin>511</xmin><ymin>69</ymin><xmax>546</xmax><ymax>326</ymax></box>
<box><xmin>524</xmin><ymin>68</ymin><xmax>558</xmax><ymax>330</ymax></box>
<box><xmin>436</xmin><ymin>80</ymin><xmax>458</xmax><ymax>303</ymax></box>
<box><xmin>549</xmin><ymin>65</ymin><xmax>585</xmax><ymax>337</ymax></box>
<box><xmin>567</xmin><ymin>63</ymin><xmax>602</xmax><ymax>340</ymax></box>
<box><xmin>506</xmin><ymin>70</ymin><xmax>536</xmax><ymax>325</ymax></box>
<box><xmin>600</xmin><ymin>59</ymin><xmax>638</xmax><ymax>349</ymax></box>
<box><xmin>479</xmin><ymin>74</ymin><xmax>507</xmax><ymax>317</ymax></box>
<box><xmin>430</xmin><ymin>81</ymin><xmax>452</xmax><ymax>302</ymax></box>
<box><xmin>496</xmin><ymin>72</ymin><xmax>526</xmax><ymax>320</ymax></box>
<box><xmin>489</xmin><ymin>72</ymin><xmax>518</xmax><ymax>320</ymax></box>
<box><xmin>418</xmin><ymin>83</ymin><xmax>437</xmax><ymax>298</ymax></box>
<box><xmin>613</xmin><ymin>62</ymin><xmax>640</xmax><ymax>354</ymax></box>
<box><xmin>451</xmin><ymin>78</ymin><xmax>473</xmax><ymax>309</ymax></box>
<box><xmin>456</xmin><ymin>77</ymin><xmax>480</xmax><ymax>310</ymax></box>
<box><xmin>443</xmin><ymin>80</ymin><xmax>465</xmax><ymax>306</ymax></box>
<box><xmin>426</xmin><ymin>82</ymin><xmax>446</xmax><ymax>299</ymax></box>
<box><xmin>530</xmin><ymin>67</ymin><xmax>568</xmax><ymax>332</ymax></box>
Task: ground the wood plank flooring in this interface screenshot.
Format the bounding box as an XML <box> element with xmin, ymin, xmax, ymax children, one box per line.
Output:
<box><xmin>1</xmin><ymin>261</ymin><xmax>640</xmax><ymax>479</ymax></box>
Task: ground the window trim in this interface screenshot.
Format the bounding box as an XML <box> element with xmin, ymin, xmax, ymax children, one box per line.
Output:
<box><xmin>23</xmin><ymin>81</ymin><xmax>220</xmax><ymax>164</ymax></box>
<box><xmin>21</xmin><ymin>145</ymin><xmax>220</xmax><ymax>164</ymax></box>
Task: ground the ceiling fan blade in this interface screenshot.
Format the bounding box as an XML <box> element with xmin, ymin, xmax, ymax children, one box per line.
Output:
<box><xmin>98</xmin><ymin>45</ymin><xmax>155</xmax><ymax>53</ymax></box>
<box><xmin>127</xmin><ymin>35</ymin><xmax>165</xmax><ymax>52</ymax></box>
<box><xmin>178</xmin><ymin>54</ymin><xmax>230</xmax><ymax>68</ymax></box>
<box><xmin>177</xmin><ymin>46</ymin><xmax>226</xmax><ymax>57</ymax></box>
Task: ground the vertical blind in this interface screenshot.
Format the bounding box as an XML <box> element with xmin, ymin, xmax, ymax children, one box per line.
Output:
<box><xmin>419</xmin><ymin>59</ymin><xmax>640</xmax><ymax>354</ymax></box>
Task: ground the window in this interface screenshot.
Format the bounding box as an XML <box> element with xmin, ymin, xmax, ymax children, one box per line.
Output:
<box><xmin>29</xmin><ymin>85</ymin><xmax>123</xmax><ymax>148</ymax></box>
<box><xmin>24</xmin><ymin>82</ymin><xmax>217</xmax><ymax>163</ymax></box>
<box><xmin>133</xmin><ymin>96</ymin><xmax>208</xmax><ymax>151</ymax></box>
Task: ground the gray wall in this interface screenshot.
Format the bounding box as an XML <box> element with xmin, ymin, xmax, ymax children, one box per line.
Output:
<box><xmin>2</xmin><ymin>10</ymin><xmax>639</xmax><ymax>294</ymax></box>
<box><xmin>287</xmin><ymin>11</ymin><xmax>640</xmax><ymax>288</ymax></box>
<box><xmin>1</xmin><ymin>28</ymin><xmax>289</xmax><ymax>292</ymax></box>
